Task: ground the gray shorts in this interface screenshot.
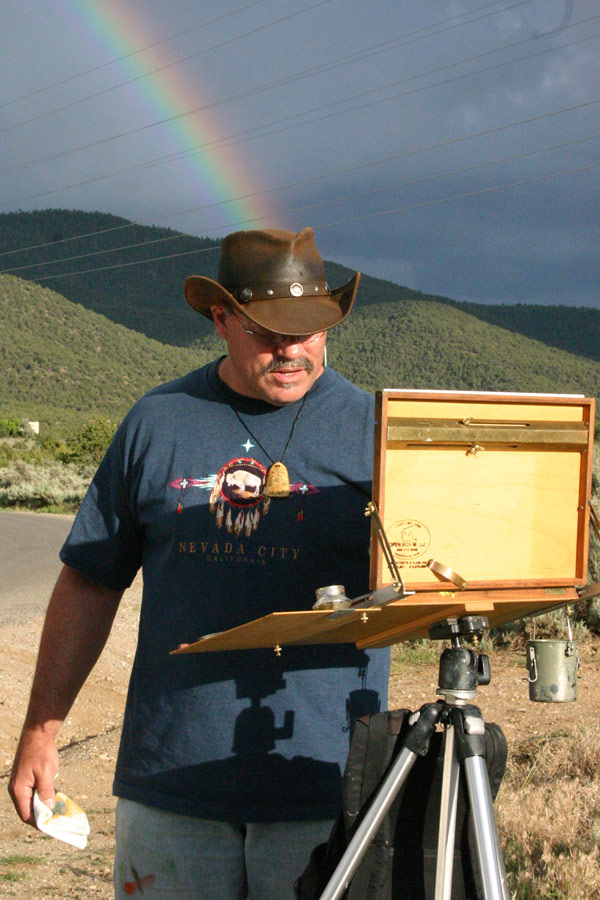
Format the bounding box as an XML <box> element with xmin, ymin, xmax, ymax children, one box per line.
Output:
<box><xmin>114</xmin><ymin>798</ymin><xmax>335</xmax><ymax>899</ymax></box>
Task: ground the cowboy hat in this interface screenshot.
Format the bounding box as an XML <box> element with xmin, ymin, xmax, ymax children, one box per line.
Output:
<box><xmin>184</xmin><ymin>227</ymin><xmax>360</xmax><ymax>335</ymax></box>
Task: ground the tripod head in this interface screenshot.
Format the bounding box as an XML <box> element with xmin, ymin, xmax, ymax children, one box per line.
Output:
<box><xmin>429</xmin><ymin>616</ymin><xmax>491</xmax><ymax>705</ymax></box>
<box><xmin>429</xmin><ymin>615</ymin><xmax>489</xmax><ymax>645</ymax></box>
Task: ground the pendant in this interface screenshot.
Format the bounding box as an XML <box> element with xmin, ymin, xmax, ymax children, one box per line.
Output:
<box><xmin>265</xmin><ymin>461</ymin><xmax>291</xmax><ymax>498</ymax></box>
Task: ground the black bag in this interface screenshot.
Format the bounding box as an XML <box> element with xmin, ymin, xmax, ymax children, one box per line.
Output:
<box><xmin>296</xmin><ymin>709</ymin><xmax>507</xmax><ymax>900</ymax></box>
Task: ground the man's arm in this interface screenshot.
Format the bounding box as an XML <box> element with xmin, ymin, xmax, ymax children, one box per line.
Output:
<box><xmin>8</xmin><ymin>564</ymin><xmax>124</xmax><ymax>825</ymax></box>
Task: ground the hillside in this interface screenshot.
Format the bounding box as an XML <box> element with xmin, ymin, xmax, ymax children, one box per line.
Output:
<box><xmin>0</xmin><ymin>210</ymin><xmax>413</xmax><ymax>348</ymax></box>
<box><xmin>437</xmin><ymin>298</ymin><xmax>600</xmax><ymax>365</ymax></box>
<box><xmin>325</xmin><ymin>298</ymin><xmax>600</xmax><ymax>398</ymax></box>
<box><xmin>0</xmin><ymin>209</ymin><xmax>219</xmax><ymax>347</ymax></box>
<box><xmin>1</xmin><ymin>209</ymin><xmax>599</xmax><ymax>362</ymax></box>
<box><xmin>2</xmin><ymin>272</ymin><xmax>600</xmax><ymax>432</ymax></box>
<box><xmin>0</xmin><ymin>274</ymin><xmax>210</xmax><ymax>428</ymax></box>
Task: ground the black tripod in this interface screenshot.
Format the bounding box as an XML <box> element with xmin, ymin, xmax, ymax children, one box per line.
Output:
<box><xmin>318</xmin><ymin>616</ymin><xmax>510</xmax><ymax>900</ymax></box>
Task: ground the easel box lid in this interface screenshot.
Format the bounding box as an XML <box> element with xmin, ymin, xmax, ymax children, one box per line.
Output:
<box><xmin>371</xmin><ymin>389</ymin><xmax>595</xmax><ymax>593</ymax></box>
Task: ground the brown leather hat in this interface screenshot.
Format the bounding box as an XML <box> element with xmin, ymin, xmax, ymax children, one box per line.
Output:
<box><xmin>184</xmin><ymin>227</ymin><xmax>360</xmax><ymax>335</ymax></box>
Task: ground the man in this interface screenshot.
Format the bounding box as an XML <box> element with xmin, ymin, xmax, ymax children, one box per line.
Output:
<box><xmin>9</xmin><ymin>227</ymin><xmax>389</xmax><ymax>899</ymax></box>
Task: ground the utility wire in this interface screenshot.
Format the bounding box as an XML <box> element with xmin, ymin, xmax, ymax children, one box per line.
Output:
<box><xmin>0</xmin><ymin>0</ymin><xmax>333</xmax><ymax>135</ymax></box>
<box><xmin>3</xmin><ymin>131</ymin><xmax>598</xmax><ymax>276</ymax></box>
<box><xmin>0</xmin><ymin>0</ymin><xmax>534</xmax><ymax>178</ymax></box>
<box><xmin>0</xmin><ymin>0</ymin><xmax>516</xmax><ymax>120</ymax></box>
<box><xmin>3</xmin><ymin>19</ymin><xmax>597</xmax><ymax>210</ymax></box>
<box><xmin>313</xmin><ymin>161</ymin><xmax>600</xmax><ymax>235</ymax></box>
<box><xmin>0</xmin><ymin>1</ymin><xmax>592</xmax><ymax>268</ymax></box>
<box><xmin>0</xmin><ymin>0</ymin><xmax>269</xmax><ymax>110</ymax></box>
<box><xmin>17</xmin><ymin>159</ymin><xmax>599</xmax><ymax>283</ymax></box>
<box><xmin>1</xmin><ymin>93</ymin><xmax>597</xmax><ymax>262</ymax></box>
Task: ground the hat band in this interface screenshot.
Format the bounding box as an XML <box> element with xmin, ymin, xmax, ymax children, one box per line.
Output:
<box><xmin>225</xmin><ymin>280</ymin><xmax>331</xmax><ymax>303</ymax></box>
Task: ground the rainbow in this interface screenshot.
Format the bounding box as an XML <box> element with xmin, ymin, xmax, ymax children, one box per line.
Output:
<box><xmin>63</xmin><ymin>0</ymin><xmax>270</xmax><ymax>231</ymax></box>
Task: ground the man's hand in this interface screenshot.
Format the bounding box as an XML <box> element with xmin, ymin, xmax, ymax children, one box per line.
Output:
<box><xmin>7</xmin><ymin>564</ymin><xmax>123</xmax><ymax>827</ymax></box>
<box><xmin>9</xmin><ymin>727</ymin><xmax>60</xmax><ymax>825</ymax></box>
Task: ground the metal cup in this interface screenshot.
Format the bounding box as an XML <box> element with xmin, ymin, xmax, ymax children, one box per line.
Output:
<box><xmin>526</xmin><ymin>639</ymin><xmax>579</xmax><ymax>702</ymax></box>
<box><xmin>313</xmin><ymin>584</ymin><xmax>352</xmax><ymax>610</ymax></box>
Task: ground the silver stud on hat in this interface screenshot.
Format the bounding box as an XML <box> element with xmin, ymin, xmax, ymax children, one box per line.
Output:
<box><xmin>240</xmin><ymin>288</ymin><xmax>253</xmax><ymax>302</ymax></box>
<box><xmin>289</xmin><ymin>283</ymin><xmax>304</xmax><ymax>297</ymax></box>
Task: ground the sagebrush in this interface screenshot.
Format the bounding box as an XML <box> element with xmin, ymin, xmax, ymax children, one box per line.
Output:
<box><xmin>0</xmin><ymin>459</ymin><xmax>94</xmax><ymax>509</ymax></box>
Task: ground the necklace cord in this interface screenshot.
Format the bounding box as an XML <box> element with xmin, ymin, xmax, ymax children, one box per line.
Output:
<box><xmin>214</xmin><ymin>360</ymin><xmax>308</xmax><ymax>466</ymax></box>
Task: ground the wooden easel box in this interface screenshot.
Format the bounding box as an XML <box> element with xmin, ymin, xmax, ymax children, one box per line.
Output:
<box><xmin>371</xmin><ymin>390</ymin><xmax>595</xmax><ymax>613</ymax></box>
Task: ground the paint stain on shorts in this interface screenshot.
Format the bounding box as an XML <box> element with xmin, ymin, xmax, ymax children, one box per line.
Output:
<box><xmin>124</xmin><ymin>867</ymin><xmax>156</xmax><ymax>895</ymax></box>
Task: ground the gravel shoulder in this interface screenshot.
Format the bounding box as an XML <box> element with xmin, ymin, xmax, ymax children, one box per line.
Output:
<box><xmin>1</xmin><ymin>576</ymin><xmax>599</xmax><ymax>898</ymax></box>
<box><xmin>0</xmin><ymin>574</ymin><xmax>141</xmax><ymax>898</ymax></box>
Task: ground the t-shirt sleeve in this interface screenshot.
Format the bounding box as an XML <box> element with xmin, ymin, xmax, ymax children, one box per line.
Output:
<box><xmin>60</xmin><ymin>424</ymin><xmax>144</xmax><ymax>591</ymax></box>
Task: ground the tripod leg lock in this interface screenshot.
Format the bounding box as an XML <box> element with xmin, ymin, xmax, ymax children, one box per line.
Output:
<box><xmin>450</xmin><ymin>706</ymin><xmax>487</xmax><ymax>760</ymax></box>
<box><xmin>404</xmin><ymin>702</ymin><xmax>443</xmax><ymax>756</ymax></box>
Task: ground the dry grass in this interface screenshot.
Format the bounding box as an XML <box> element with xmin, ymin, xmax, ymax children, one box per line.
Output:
<box><xmin>496</xmin><ymin>724</ymin><xmax>600</xmax><ymax>899</ymax></box>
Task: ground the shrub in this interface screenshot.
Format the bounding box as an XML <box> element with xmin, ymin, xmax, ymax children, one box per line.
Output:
<box><xmin>61</xmin><ymin>416</ymin><xmax>117</xmax><ymax>466</ymax></box>
<box><xmin>38</xmin><ymin>436</ymin><xmax>68</xmax><ymax>459</ymax></box>
<box><xmin>0</xmin><ymin>460</ymin><xmax>94</xmax><ymax>509</ymax></box>
<box><xmin>0</xmin><ymin>418</ymin><xmax>22</xmax><ymax>437</ymax></box>
<box><xmin>0</xmin><ymin>443</ymin><xmax>17</xmax><ymax>467</ymax></box>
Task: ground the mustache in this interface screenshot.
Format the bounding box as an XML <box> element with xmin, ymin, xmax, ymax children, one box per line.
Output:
<box><xmin>261</xmin><ymin>358</ymin><xmax>314</xmax><ymax>376</ymax></box>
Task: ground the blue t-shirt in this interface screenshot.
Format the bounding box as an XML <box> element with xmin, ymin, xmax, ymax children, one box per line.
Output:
<box><xmin>60</xmin><ymin>360</ymin><xmax>389</xmax><ymax>821</ymax></box>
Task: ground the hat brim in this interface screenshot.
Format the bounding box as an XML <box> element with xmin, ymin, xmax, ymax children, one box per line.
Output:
<box><xmin>184</xmin><ymin>272</ymin><xmax>360</xmax><ymax>335</ymax></box>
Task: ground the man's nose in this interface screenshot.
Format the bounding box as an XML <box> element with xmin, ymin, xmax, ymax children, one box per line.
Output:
<box><xmin>275</xmin><ymin>337</ymin><xmax>303</xmax><ymax>354</ymax></box>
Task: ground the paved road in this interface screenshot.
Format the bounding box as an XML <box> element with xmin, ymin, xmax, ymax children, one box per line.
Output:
<box><xmin>0</xmin><ymin>510</ymin><xmax>74</xmax><ymax>626</ymax></box>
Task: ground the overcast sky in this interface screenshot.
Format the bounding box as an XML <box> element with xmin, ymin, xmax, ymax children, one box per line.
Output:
<box><xmin>1</xmin><ymin>0</ymin><xmax>598</xmax><ymax>307</ymax></box>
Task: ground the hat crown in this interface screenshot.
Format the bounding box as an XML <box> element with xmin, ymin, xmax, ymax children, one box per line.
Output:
<box><xmin>218</xmin><ymin>227</ymin><xmax>326</xmax><ymax>290</ymax></box>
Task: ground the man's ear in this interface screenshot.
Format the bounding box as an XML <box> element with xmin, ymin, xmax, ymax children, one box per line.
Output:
<box><xmin>211</xmin><ymin>304</ymin><xmax>228</xmax><ymax>338</ymax></box>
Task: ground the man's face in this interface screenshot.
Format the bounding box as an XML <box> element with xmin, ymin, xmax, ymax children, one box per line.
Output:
<box><xmin>211</xmin><ymin>305</ymin><xmax>327</xmax><ymax>407</ymax></box>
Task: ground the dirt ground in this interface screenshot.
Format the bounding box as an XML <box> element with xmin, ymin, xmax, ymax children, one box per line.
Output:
<box><xmin>1</xmin><ymin>575</ymin><xmax>599</xmax><ymax>898</ymax></box>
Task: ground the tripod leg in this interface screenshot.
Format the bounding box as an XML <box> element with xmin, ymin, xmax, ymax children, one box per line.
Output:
<box><xmin>464</xmin><ymin>756</ymin><xmax>509</xmax><ymax>900</ymax></box>
<box><xmin>434</xmin><ymin>726</ymin><xmax>460</xmax><ymax>900</ymax></box>
<box><xmin>452</xmin><ymin>707</ymin><xmax>510</xmax><ymax>900</ymax></box>
<box><xmin>318</xmin><ymin>703</ymin><xmax>442</xmax><ymax>900</ymax></box>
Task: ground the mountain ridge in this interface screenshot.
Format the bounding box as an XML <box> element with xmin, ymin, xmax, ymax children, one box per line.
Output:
<box><xmin>1</xmin><ymin>209</ymin><xmax>598</xmax><ymax>362</ymax></box>
<box><xmin>2</xmin><ymin>268</ymin><xmax>599</xmax><ymax>431</ymax></box>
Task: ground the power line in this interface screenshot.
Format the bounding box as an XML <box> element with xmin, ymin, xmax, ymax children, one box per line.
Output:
<box><xmin>0</xmin><ymin>0</ymin><xmax>515</xmax><ymax>117</ymax></box>
<box><xmin>132</xmin><ymin>22</ymin><xmax>600</xmax><ymax>167</ymax></box>
<box><xmin>1</xmin><ymin>93</ymin><xmax>597</xmax><ymax>263</ymax></box>
<box><xmin>3</xmin><ymin>131</ymin><xmax>598</xmax><ymax>276</ymax></box>
<box><xmin>0</xmin><ymin>0</ymin><xmax>534</xmax><ymax>179</ymax></box>
<box><xmin>313</xmin><ymin>161</ymin><xmax>600</xmax><ymax>235</ymax></box>
<box><xmin>13</xmin><ymin>159</ymin><xmax>598</xmax><ymax>283</ymax></box>
<box><xmin>0</xmin><ymin>0</ymin><xmax>269</xmax><ymax>110</ymax></box>
<box><xmin>0</xmin><ymin>0</ymin><xmax>333</xmax><ymax>136</ymax></box>
<box><xmin>1</xmin><ymin>90</ymin><xmax>597</xmax><ymax>262</ymax></box>
<box><xmin>0</xmin><ymin>0</ymin><xmax>594</xmax><ymax>276</ymax></box>
<box><xmin>4</xmin><ymin>19</ymin><xmax>597</xmax><ymax>210</ymax></box>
